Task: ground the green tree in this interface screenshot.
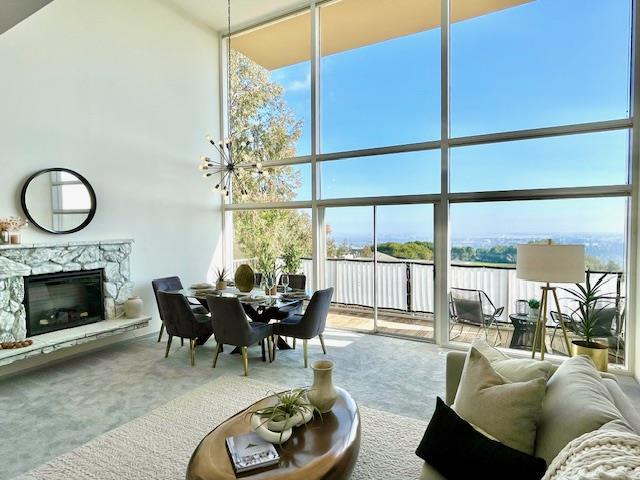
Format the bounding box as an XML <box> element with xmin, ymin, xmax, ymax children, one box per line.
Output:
<box><xmin>375</xmin><ymin>241</ymin><xmax>434</xmax><ymax>260</ymax></box>
<box><xmin>229</xmin><ymin>50</ymin><xmax>311</xmax><ymax>264</ymax></box>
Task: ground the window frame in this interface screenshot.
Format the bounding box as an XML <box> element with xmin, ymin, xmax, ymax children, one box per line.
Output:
<box><xmin>219</xmin><ymin>0</ymin><xmax>639</xmax><ymax>374</ymax></box>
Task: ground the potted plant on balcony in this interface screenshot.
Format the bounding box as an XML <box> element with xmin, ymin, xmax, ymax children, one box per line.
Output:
<box><xmin>562</xmin><ymin>272</ymin><xmax>611</xmax><ymax>372</ymax></box>
<box><xmin>527</xmin><ymin>299</ymin><xmax>540</xmax><ymax>320</ymax></box>
<box><xmin>282</xmin><ymin>243</ymin><xmax>302</xmax><ymax>275</ymax></box>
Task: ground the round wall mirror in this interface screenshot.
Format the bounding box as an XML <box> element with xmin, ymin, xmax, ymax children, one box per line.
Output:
<box><xmin>21</xmin><ymin>168</ymin><xmax>97</xmax><ymax>234</ymax></box>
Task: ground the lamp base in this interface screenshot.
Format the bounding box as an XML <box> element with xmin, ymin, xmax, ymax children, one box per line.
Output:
<box><xmin>531</xmin><ymin>284</ymin><xmax>572</xmax><ymax>360</ymax></box>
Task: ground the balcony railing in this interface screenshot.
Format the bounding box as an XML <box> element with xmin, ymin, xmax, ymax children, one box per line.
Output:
<box><xmin>233</xmin><ymin>257</ymin><xmax>624</xmax><ymax>321</ymax></box>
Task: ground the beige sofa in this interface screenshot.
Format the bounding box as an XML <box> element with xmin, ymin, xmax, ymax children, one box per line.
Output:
<box><xmin>420</xmin><ymin>351</ymin><xmax>640</xmax><ymax>480</ymax></box>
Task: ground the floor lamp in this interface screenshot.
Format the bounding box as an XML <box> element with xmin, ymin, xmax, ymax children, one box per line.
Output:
<box><xmin>516</xmin><ymin>242</ymin><xmax>585</xmax><ymax>360</ymax></box>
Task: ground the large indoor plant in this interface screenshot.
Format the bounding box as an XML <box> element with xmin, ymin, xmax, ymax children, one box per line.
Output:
<box><xmin>562</xmin><ymin>272</ymin><xmax>611</xmax><ymax>371</ymax></box>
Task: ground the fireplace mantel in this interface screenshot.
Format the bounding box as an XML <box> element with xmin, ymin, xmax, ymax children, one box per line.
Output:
<box><xmin>0</xmin><ymin>239</ymin><xmax>135</xmax><ymax>342</ymax></box>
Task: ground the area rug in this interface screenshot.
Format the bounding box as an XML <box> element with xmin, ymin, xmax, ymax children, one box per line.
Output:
<box><xmin>15</xmin><ymin>375</ymin><xmax>427</xmax><ymax>480</ymax></box>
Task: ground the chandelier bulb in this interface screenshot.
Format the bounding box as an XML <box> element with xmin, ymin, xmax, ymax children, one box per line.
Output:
<box><xmin>206</xmin><ymin>135</ymin><xmax>212</xmax><ymax>142</ymax></box>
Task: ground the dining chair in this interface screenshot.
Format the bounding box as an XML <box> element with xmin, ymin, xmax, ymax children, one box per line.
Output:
<box><xmin>206</xmin><ymin>296</ymin><xmax>274</xmax><ymax>376</ymax></box>
<box><xmin>152</xmin><ymin>276</ymin><xmax>207</xmax><ymax>343</ymax></box>
<box><xmin>279</xmin><ymin>274</ymin><xmax>306</xmax><ymax>290</ymax></box>
<box><xmin>156</xmin><ymin>292</ymin><xmax>213</xmax><ymax>366</ymax></box>
<box><xmin>272</xmin><ymin>287</ymin><xmax>334</xmax><ymax>367</ymax></box>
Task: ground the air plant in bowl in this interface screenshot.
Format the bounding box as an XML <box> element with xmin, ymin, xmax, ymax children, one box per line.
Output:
<box><xmin>249</xmin><ymin>388</ymin><xmax>320</xmax><ymax>444</ymax></box>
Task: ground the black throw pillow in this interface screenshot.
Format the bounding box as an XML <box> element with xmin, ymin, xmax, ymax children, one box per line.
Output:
<box><xmin>416</xmin><ymin>397</ymin><xmax>547</xmax><ymax>480</ymax></box>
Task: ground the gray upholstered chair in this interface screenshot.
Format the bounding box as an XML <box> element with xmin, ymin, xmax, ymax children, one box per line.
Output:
<box><xmin>152</xmin><ymin>276</ymin><xmax>207</xmax><ymax>343</ymax></box>
<box><xmin>156</xmin><ymin>291</ymin><xmax>213</xmax><ymax>366</ymax></box>
<box><xmin>206</xmin><ymin>296</ymin><xmax>274</xmax><ymax>376</ymax></box>
<box><xmin>272</xmin><ymin>287</ymin><xmax>334</xmax><ymax>367</ymax></box>
<box><xmin>279</xmin><ymin>274</ymin><xmax>306</xmax><ymax>290</ymax></box>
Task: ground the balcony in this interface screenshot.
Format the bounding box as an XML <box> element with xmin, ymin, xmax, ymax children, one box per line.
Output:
<box><xmin>233</xmin><ymin>258</ymin><xmax>626</xmax><ymax>365</ymax></box>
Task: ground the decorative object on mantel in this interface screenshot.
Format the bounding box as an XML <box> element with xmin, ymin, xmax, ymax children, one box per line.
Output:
<box><xmin>234</xmin><ymin>264</ymin><xmax>255</xmax><ymax>293</ymax></box>
<box><xmin>307</xmin><ymin>360</ymin><xmax>338</xmax><ymax>413</ymax></box>
<box><xmin>0</xmin><ymin>339</ymin><xmax>33</xmax><ymax>349</ymax></box>
<box><xmin>0</xmin><ymin>216</ymin><xmax>28</xmax><ymax>245</ymax></box>
<box><xmin>214</xmin><ymin>267</ymin><xmax>228</xmax><ymax>290</ymax></box>
<box><xmin>197</xmin><ymin>0</ymin><xmax>269</xmax><ymax>199</ymax></box>
<box><xmin>21</xmin><ymin>168</ymin><xmax>97</xmax><ymax>234</ymax></box>
<box><xmin>124</xmin><ymin>296</ymin><xmax>144</xmax><ymax>319</ymax></box>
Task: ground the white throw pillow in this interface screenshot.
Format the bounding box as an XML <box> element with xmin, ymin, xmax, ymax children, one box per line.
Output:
<box><xmin>453</xmin><ymin>347</ymin><xmax>547</xmax><ymax>454</ymax></box>
<box><xmin>472</xmin><ymin>338</ymin><xmax>553</xmax><ymax>383</ymax></box>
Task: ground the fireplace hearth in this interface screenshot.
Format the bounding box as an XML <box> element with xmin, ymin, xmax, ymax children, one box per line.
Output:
<box><xmin>24</xmin><ymin>270</ymin><xmax>105</xmax><ymax>336</ymax></box>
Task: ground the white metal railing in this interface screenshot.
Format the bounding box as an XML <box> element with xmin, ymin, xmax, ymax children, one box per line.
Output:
<box><xmin>231</xmin><ymin>257</ymin><xmax>624</xmax><ymax>320</ymax></box>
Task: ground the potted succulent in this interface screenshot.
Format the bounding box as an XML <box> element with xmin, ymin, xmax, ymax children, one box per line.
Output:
<box><xmin>249</xmin><ymin>389</ymin><xmax>318</xmax><ymax>444</ymax></box>
<box><xmin>215</xmin><ymin>267</ymin><xmax>229</xmax><ymax>290</ymax></box>
<box><xmin>562</xmin><ymin>272</ymin><xmax>611</xmax><ymax>372</ymax></box>
<box><xmin>527</xmin><ymin>299</ymin><xmax>540</xmax><ymax>320</ymax></box>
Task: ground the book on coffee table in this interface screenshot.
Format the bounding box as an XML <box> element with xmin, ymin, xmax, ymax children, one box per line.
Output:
<box><xmin>226</xmin><ymin>432</ymin><xmax>280</xmax><ymax>474</ymax></box>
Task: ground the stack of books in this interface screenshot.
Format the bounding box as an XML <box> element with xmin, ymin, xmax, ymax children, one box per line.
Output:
<box><xmin>226</xmin><ymin>433</ymin><xmax>280</xmax><ymax>474</ymax></box>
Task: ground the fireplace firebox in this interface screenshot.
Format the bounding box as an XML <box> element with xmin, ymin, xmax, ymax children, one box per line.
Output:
<box><xmin>24</xmin><ymin>269</ymin><xmax>105</xmax><ymax>336</ymax></box>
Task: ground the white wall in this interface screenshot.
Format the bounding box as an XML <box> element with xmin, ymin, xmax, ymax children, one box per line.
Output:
<box><xmin>0</xmin><ymin>0</ymin><xmax>223</xmax><ymax>340</ymax></box>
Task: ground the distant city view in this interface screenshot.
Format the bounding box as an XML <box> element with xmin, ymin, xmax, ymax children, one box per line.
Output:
<box><xmin>328</xmin><ymin>232</ymin><xmax>625</xmax><ymax>271</ymax></box>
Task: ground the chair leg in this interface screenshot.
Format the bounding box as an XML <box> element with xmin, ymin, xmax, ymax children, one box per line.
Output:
<box><xmin>319</xmin><ymin>333</ymin><xmax>327</xmax><ymax>355</ymax></box>
<box><xmin>272</xmin><ymin>335</ymin><xmax>278</xmax><ymax>361</ymax></box>
<box><xmin>157</xmin><ymin>323</ymin><xmax>164</xmax><ymax>343</ymax></box>
<box><xmin>242</xmin><ymin>346</ymin><xmax>249</xmax><ymax>376</ymax></box>
<box><xmin>181</xmin><ymin>338</ymin><xmax>184</xmax><ymax>347</ymax></box>
<box><xmin>165</xmin><ymin>335</ymin><xmax>173</xmax><ymax>358</ymax></box>
<box><xmin>267</xmin><ymin>336</ymin><xmax>273</xmax><ymax>363</ymax></box>
<box><xmin>293</xmin><ymin>338</ymin><xmax>296</xmax><ymax>349</ymax></box>
<box><xmin>303</xmin><ymin>339</ymin><xmax>308</xmax><ymax>368</ymax></box>
<box><xmin>212</xmin><ymin>342</ymin><xmax>222</xmax><ymax>368</ymax></box>
<box><xmin>190</xmin><ymin>339</ymin><xmax>196</xmax><ymax>366</ymax></box>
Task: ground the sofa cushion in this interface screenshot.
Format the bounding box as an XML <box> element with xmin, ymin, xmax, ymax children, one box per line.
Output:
<box><xmin>417</xmin><ymin>397</ymin><xmax>547</xmax><ymax>480</ymax></box>
<box><xmin>453</xmin><ymin>347</ymin><xmax>547</xmax><ymax>454</ymax></box>
<box><xmin>534</xmin><ymin>355</ymin><xmax>634</xmax><ymax>465</ymax></box>
<box><xmin>602</xmin><ymin>377</ymin><xmax>640</xmax><ymax>434</ymax></box>
<box><xmin>472</xmin><ymin>339</ymin><xmax>553</xmax><ymax>382</ymax></box>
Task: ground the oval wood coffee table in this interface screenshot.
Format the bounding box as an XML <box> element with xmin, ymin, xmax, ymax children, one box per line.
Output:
<box><xmin>186</xmin><ymin>387</ymin><xmax>361</xmax><ymax>480</ymax></box>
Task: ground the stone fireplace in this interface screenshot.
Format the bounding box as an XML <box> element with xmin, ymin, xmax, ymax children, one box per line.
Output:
<box><xmin>0</xmin><ymin>240</ymin><xmax>134</xmax><ymax>342</ymax></box>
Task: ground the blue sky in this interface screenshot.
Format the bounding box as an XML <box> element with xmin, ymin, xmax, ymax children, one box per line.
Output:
<box><xmin>266</xmin><ymin>0</ymin><xmax>631</xmax><ymax>241</ymax></box>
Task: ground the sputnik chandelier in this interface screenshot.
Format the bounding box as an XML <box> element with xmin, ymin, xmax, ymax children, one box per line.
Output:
<box><xmin>198</xmin><ymin>0</ymin><xmax>267</xmax><ymax>197</ymax></box>
<box><xmin>198</xmin><ymin>137</ymin><xmax>267</xmax><ymax>197</ymax></box>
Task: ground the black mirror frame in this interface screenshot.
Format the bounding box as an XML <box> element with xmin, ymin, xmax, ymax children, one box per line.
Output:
<box><xmin>21</xmin><ymin>168</ymin><xmax>97</xmax><ymax>234</ymax></box>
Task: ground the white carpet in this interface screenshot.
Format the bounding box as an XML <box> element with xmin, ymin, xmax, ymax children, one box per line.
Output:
<box><xmin>15</xmin><ymin>376</ymin><xmax>427</xmax><ymax>480</ymax></box>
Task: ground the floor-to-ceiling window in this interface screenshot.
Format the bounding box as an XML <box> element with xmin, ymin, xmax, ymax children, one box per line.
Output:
<box><xmin>221</xmin><ymin>0</ymin><xmax>636</xmax><ymax>370</ymax></box>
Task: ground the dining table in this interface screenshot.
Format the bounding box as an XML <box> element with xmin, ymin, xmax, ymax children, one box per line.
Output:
<box><xmin>172</xmin><ymin>285</ymin><xmax>309</xmax><ymax>360</ymax></box>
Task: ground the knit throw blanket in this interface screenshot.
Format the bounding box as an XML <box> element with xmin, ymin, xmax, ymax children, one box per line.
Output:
<box><xmin>543</xmin><ymin>428</ymin><xmax>640</xmax><ymax>480</ymax></box>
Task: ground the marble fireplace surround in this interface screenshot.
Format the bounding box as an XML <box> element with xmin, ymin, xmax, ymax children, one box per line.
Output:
<box><xmin>0</xmin><ymin>239</ymin><xmax>135</xmax><ymax>343</ymax></box>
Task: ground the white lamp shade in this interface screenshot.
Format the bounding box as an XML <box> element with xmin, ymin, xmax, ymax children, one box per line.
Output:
<box><xmin>516</xmin><ymin>244</ymin><xmax>585</xmax><ymax>284</ymax></box>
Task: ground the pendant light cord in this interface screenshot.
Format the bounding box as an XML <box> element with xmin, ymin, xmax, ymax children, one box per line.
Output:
<box><xmin>227</xmin><ymin>0</ymin><xmax>232</xmax><ymax>142</ymax></box>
